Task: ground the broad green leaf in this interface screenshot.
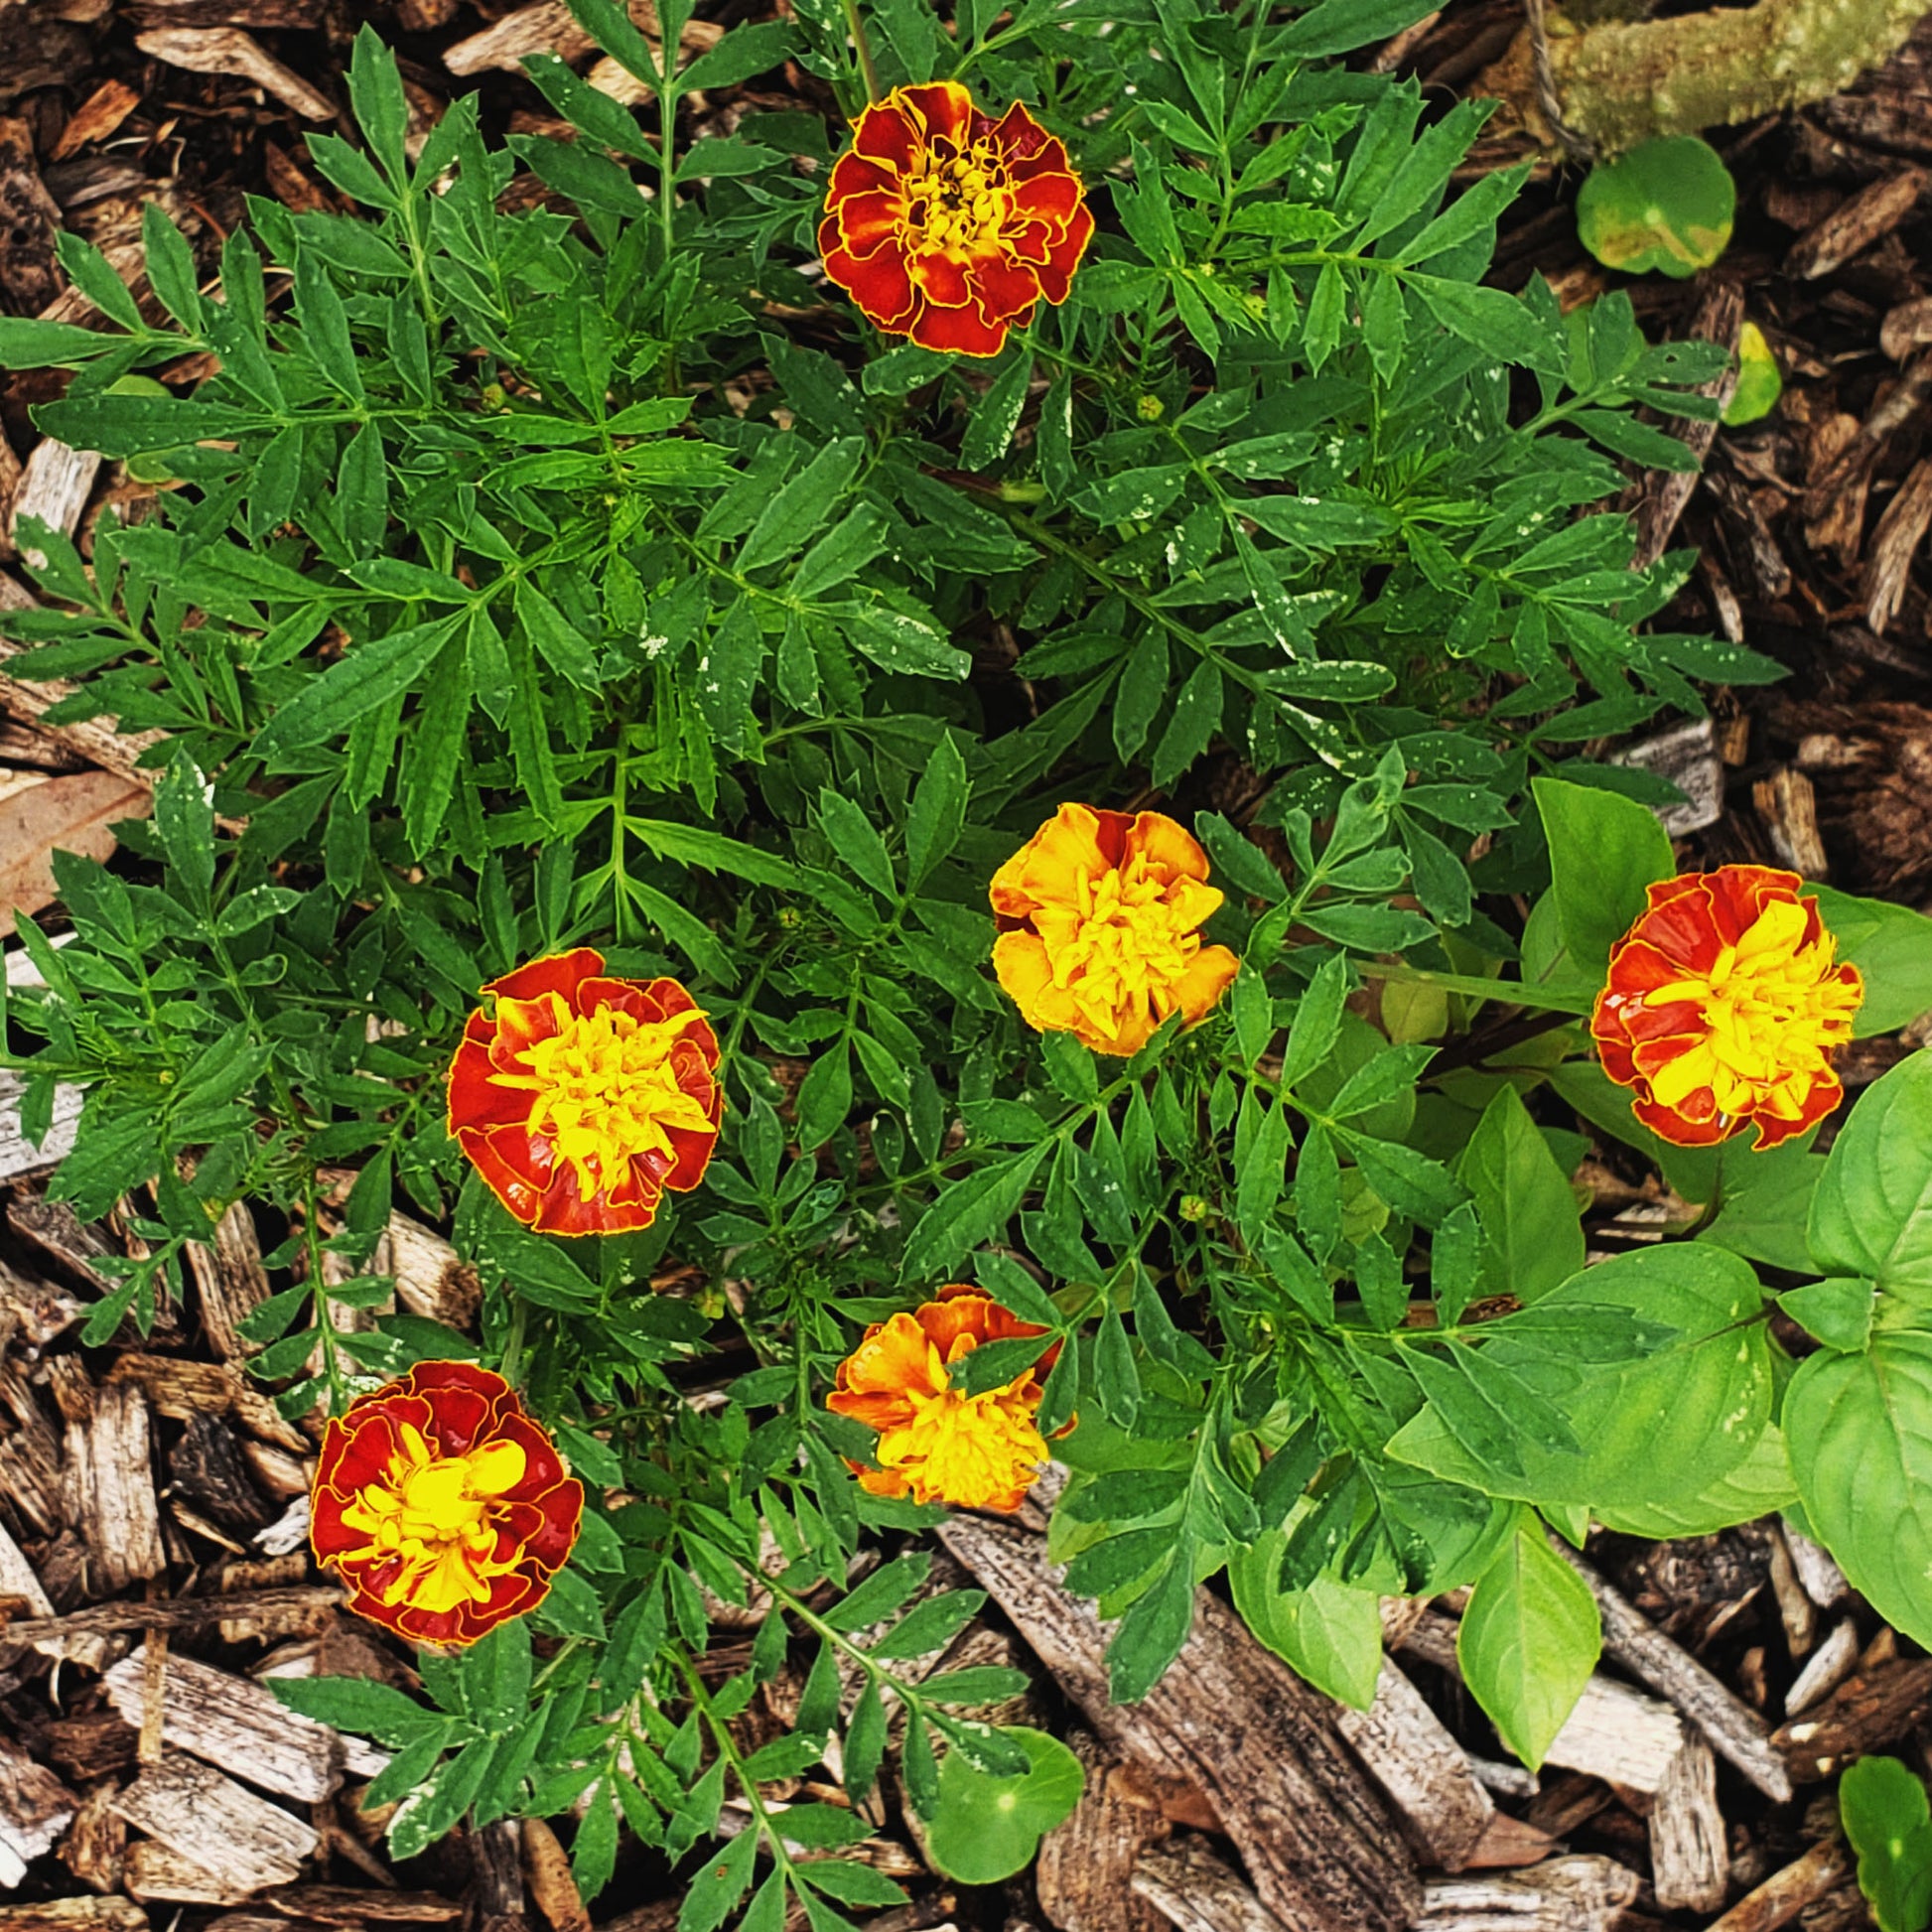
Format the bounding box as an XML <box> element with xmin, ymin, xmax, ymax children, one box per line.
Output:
<box><xmin>1809</xmin><ymin>886</ymin><xmax>1932</xmax><ymax>1036</ymax></box>
<box><xmin>1593</xmin><ymin>1422</ymin><xmax>1797</xmax><ymax>1539</ymax></box>
<box><xmin>1387</xmin><ymin>1242</ymin><xmax>1771</xmax><ymax>1508</ymax></box>
<box><xmin>1807</xmin><ymin>1052</ymin><xmax>1932</xmax><ymax>1302</ymax></box>
<box><xmin>1841</xmin><ymin>1756</ymin><xmax>1932</xmax><ymax>1932</ymax></box>
<box><xmin>1577</xmin><ymin>136</ymin><xmax>1734</xmax><ymax>279</ymax></box>
<box><xmin>1457</xmin><ymin>1515</ymin><xmax>1600</xmax><ymax>1769</ymax></box>
<box><xmin>1531</xmin><ymin>775</ymin><xmax>1674</xmax><ymax>977</ymax></box>
<box><xmin>922</xmin><ymin>1728</ymin><xmax>1084</xmax><ymax>1884</ymax></box>
<box><xmin>1228</xmin><ymin>1536</ymin><xmax>1382</xmax><ymax>1710</ymax></box>
<box><xmin>1723</xmin><ymin>321</ymin><xmax>1782</xmax><ymax>427</ymax></box>
<box><xmin>1787</xmin><ymin>1332</ymin><xmax>1932</xmax><ymax>1652</ymax></box>
<box><xmin>1778</xmin><ymin>1278</ymin><xmax>1876</xmax><ymax>1352</ymax></box>
<box><xmin>1456</xmin><ymin>1084</ymin><xmax>1583</xmax><ymax>1305</ymax></box>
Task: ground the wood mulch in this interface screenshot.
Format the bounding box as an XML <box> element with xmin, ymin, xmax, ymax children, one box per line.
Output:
<box><xmin>5</xmin><ymin>2</ymin><xmax>1932</xmax><ymax>1929</ymax></box>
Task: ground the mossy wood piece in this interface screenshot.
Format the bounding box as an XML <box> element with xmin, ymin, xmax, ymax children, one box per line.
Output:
<box><xmin>1482</xmin><ymin>0</ymin><xmax>1932</xmax><ymax>157</ymax></box>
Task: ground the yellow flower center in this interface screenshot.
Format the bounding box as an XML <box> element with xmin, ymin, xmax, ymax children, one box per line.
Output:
<box><xmin>338</xmin><ymin>1423</ymin><xmax>529</xmax><ymax>1614</ymax></box>
<box><xmin>877</xmin><ymin>1337</ymin><xmax>1048</xmax><ymax>1509</ymax></box>
<box><xmin>1033</xmin><ymin>852</ymin><xmax>1201</xmax><ymax>1037</ymax></box>
<box><xmin>494</xmin><ymin>997</ymin><xmax>715</xmax><ymax>1202</ymax></box>
<box><xmin>903</xmin><ymin>142</ymin><xmax>1013</xmax><ymax>254</ymax></box>
<box><xmin>1629</xmin><ymin>897</ymin><xmax>1862</xmax><ymax>1123</ymax></box>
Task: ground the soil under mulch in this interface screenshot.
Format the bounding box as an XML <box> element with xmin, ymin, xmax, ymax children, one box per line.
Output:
<box><xmin>4</xmin><ymin>3</ymin><xmax>1932</xmax><ymax>1931</ymax></box>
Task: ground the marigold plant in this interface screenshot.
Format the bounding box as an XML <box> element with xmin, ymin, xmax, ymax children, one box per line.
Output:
<box><xmin>991</xmin><ymin>805</ymin><xmax>1238</xmax><ymax>1056</ymax></box>
<box><xmin>829</xmin><ymin>1288</ymin><xmax>1063</xmax><ymax>1510</ymax></box>
<box><xmin>818</xmin><ymin>82</ymin><xmax>1092</xmax><ymax>356</ymax></box>
<box><xmin>448</xmin><ymin>950</ymin><xmax>722</xmax><ymax>1236</ymax></box>
<box><xmin>311</xmin><ymin>1362</ymin><xmax>584</xmax><ymax>1646</ymax></box>
<box><xmin>1592</xmin><ymin>865</ymin><xmax>1864</xmax><ymax>1148</ymax></box>
<box><xmin>7</xmin><ymin>0</ymin><xmax>1932</xmax><ymax>1908</ymax></box>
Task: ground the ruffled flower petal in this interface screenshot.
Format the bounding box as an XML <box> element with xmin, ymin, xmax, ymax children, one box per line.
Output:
<box><xmin>829</xmin><ymin>1292</ymin><xmax>1059</xmax><ymax>1512</ymax></box>
<box><xmin>989</xmin><ymin>804</ymin><xmax>1239</xmax><ymax>1056</ymax></box>
<box><xmin>1592</xmin><ymin>865</ymin><xmax>1863</xmax><ymax>1148</ymax></box>
<box><xmin>311</xmin><ymin>1362</ymin><xmax>585</xmax><ymax>1648</ymax></box>
<box><xmin>820</xmin><ymin>84</ymin><xmax>1090</xmax><ymax>356</ymax></box>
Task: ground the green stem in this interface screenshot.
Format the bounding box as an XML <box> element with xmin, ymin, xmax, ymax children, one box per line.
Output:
<box><xmin>842</xmin><ymin>0</ymin><xmax>885</xmax><ymax>105</ymax></box>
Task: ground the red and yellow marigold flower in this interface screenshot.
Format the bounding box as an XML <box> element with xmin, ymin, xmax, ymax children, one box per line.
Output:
<box><xmin>447</xmin><ymin>949</ymin><xmax>722</xmax><ymax>1238</ymax></box>
<box><xmin>1592</xmin><ymin>865</ymin><xmax>1863</xmax><ymax>1149</ymax></box>
<box><xmin>991</xmin><ymin>804</ymin><xmax>1239</xmax><ymax>1057</ymax></box>
<box><xmin>311</xmin><ymin>1362</ymin><xmax>584</xmax><ymax>1646</ymax></box>
<box><xmin>817</xmin><ymin>81</ymin><xmax>1094</xmax><ymax>358</ymax></box>
<box><xmin>828</xmin><ymin>1289</ymin><xmax>1063</xmax><ymax>1512</ymax></box>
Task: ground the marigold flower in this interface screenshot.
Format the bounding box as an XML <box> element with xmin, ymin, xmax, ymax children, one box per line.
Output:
<box><xmin>311</xmin><ymin>1362</ymin><xmax>584</xmax><ymax>1646</ymax></box>
<box><xmin>1592</xmin><ymin>865</ymin><xmax>1863</xmax><ymax>1149</ymax></box>
<box><xmin>448</xmin><ymin>949</ymin><xmax>722</xmax><ymax>1238</ymax></box>
<box><xmin>817</xmin><ymin>81</ymin><xmax>1094</xmax><ymax>358</ymax></box>
<box><xmin>828</xmin><ymin>1289</ymin><xmax>1062</xmax><ymax>1511</ymax></box>
<box><xmin>991</xmin><ymin>804</ymin><xmax>1239</xmax><ymax>1057</ymax></box>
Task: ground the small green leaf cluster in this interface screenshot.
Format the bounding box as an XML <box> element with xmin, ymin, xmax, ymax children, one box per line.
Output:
<box><xmin>0</xmin><ymin>0</ymin><xmax>1915</xmax><ymax>1905</ymax></box>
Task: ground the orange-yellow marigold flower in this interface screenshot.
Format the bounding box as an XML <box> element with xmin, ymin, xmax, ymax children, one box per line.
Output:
<box><xmin>817</xmin><ymin>81</ymin><xmax>1094</xmax><ymax>358</ymax></box>
<box><xmin>1592</xmin><ymin>865</ymin><xmax>1863</xmax><ymax>1149</ymax></box>
<box><xmin>447</xmin><ymin>949</ymin><xmax>722</xmax><ymax>1238</ymax></box>
<box><xmin>828</xmin><ymin>1289</ymin><xmax>1063</xmax><ymax>1512</ymax></box>
<box><xmin>990</xmin><ymin>804</ymin><xmax>1239</xmax><ymax>1057</ymax></box>
<box><xmin>311</xmin><ymin>1362</ymin><xmax>584</xmax><ymax>1647</ymax></box>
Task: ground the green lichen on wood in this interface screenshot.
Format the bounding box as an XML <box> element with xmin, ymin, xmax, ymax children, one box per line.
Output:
<box><xmin>1486</xmin><ymin>0</ymin><xmax>1932</xmax><ymax>157</ymax></box>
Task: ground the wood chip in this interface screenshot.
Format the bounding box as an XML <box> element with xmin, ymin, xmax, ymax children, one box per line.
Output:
<box><xmin>1863</xmin><ymin>454</ymin><xmax>1932</xmax><ymax>632</ymax></box>
<box><xmin>59</xmin><ymin>1779</ymin><xmax>126</xmax><ymax>1893</ymax></box>
<box><xmin>1784</xmin><ymin>1618</ymin><xmax>1862</xmax><ymax>1719</ymax></box>
<box><xmin>9</xmin><ymin>443</ymin><xmax>101</xmax><ymax>554</ymax></box>
<box><xmin>1783</xmin><ymin>1528</ymin><xmax>1850</xmax><ymax>1608</ymax></box>
<box><xmin>940</xmin><ymin>1513</ymin><xmax>1420</xmax><ymax>1932</ymax></box>
<box><xmin>0</xmin><ymin>119</ymin><xmax>65</xmax><ymax>318</ymax></box>
<box><xmin>1772</xmin><ymin>1656</ymin><xmax>1932</xmax><ymax>1781</ymax></box>
<box><xmin>263</xmin><ymin>1887</ymin><xmax>463</xmax><ymax>1923</ymax></box>
<box><xmin>1416</xmin><ymin>1855</ymin><xmax>1641</xmax><ymax>1931</ymax></box>
<box><xmin>386</xmin><ymin>1210</ymin><xmax>483</xmax><ymax>1329</ymax></box>
<box><xmin>0</xmin><ymin>1899</ymin><xmax>148</xmax><ymax>1932</ymax></box>
<box><xmin>133</xmin><ymin>27</ymin><xmax>335</xmax><ymax>119</ymax></box>
<box><xmin>1880</xmin><ymin>294</ymin><xmax>1932</xmax><ymax>360</ymax></box>
<box><xmin>1131</xmin><ymin>1838</ymin><xmax>1282</xmax><ymax>1932</ymax></box>
<box><xmin>1647</xmin><ymin>1735</ymin><xmax>1726</xmax><ymax>1914</ymax></box>
<box><xmin>1332</xmin><ymin>1657</ymin><xmax>1492</xmax><ymax>1871</ymax></box>
<box><xmin>1036</xmin><ymin>1732</ymin><xmax>1172</xmax><ymax>1932</ymax></box>
<box><xmin>1804</xmin><ymin>347</ymin><xmax>1932</xmax><ymax>521</ymax></box>
<box><xmin>1706</xmin><ymin>1839</ymin><xmax>1850</xmax><ymax>1932</ymax></box>
<box><xmin>1550</xmin><ymin>1543</ymin><xmax>1792</xmax><ymax>1803</ymax></box>
<box><xmin>184</xmin><ymin>1199</ymin><xmax>273</xmax><ymax>1361</ymax></box>
<box><xmin>0</xmin><ymin>1737</ymin><xmax>76</xmax><ymax>1889</ymax></box>
<box><xmin>1611</xmin><ymin>718</ymin><xmax>1725</xmax><ymax>835</ymax></box>
<box><xmin>103</xmin><ymin>1352</ymin><xmax>310</xmax><ymax>1454</ymax></box>
<box><xmin>104</xmin><ymin>1641</ymin><xmax>345</xmax><ymax>1803</ymax></box>
<box><xmin>50</xmin><ymin>81</ymin><xmax>145</xmax><ymax>163</ymax></box>
<box><xmin>1787</xmin><ymin>167</ymin><xmax>1928</xmax><ymax>278</ymax></box>
<box><xmin>64</xmin><ymin>1379</ymin><xmax>165</xmax><ymax>1593</ymax></box>
<box><xmin>0</xmin><ymin>1069</ymin><xmax>82</xmax><ymax>1184</ymax></box>
<box><xmin>521</xmin><ymin>1818</ymin><xmax>590</xmax><ymax>1932</ymax></box>
<box><xmin>1755</xmin><ymin>766</ymin><xmax>1831</xmax><ymax>879</ymax></box>
<box><xmin>112</xmin><ymin>1755</ymin><xmax>316</xmax><ymax>1897</ymax></box>
<box><xmin>444</xmin><ymin>0</ymin><xmax>720</xmax><ymax>76</ymax></box>
<box><xmin>122</xmin><ymin>1838</ymin><xmax>260</xmax><ymax>1906</ymax></box>
<box><xmin>1458</xmin><ymin>1814</ymin><xmax>1558</xmax><ymax>1871</ymax></box>
<box><xmin>0</xmin><ymin>1586</ymin><xmax>343</xmax><ymax>1646</ymax></box>
<box><xmin>0</xmin><ymin>769</ymin><xmax>152</xmax><ymax>938</ymax></box>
